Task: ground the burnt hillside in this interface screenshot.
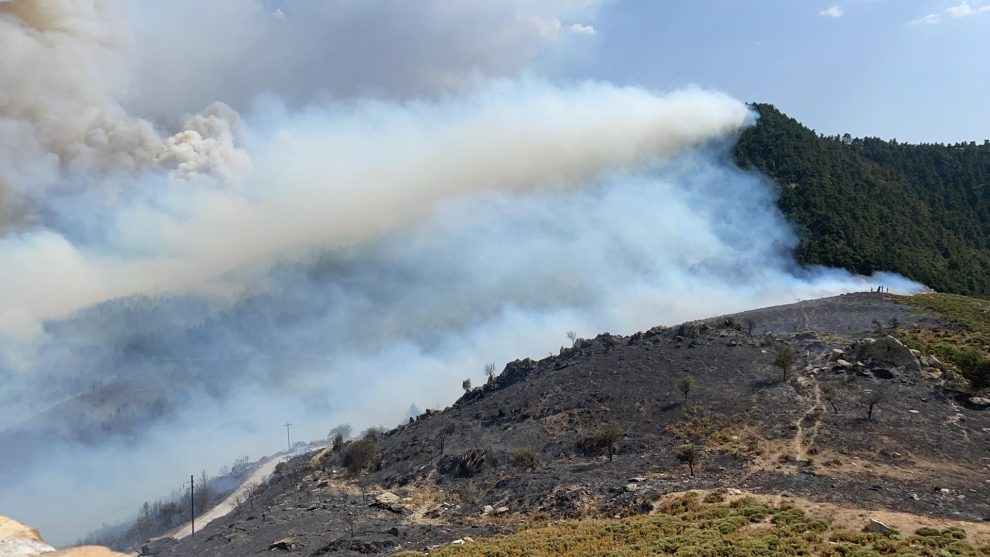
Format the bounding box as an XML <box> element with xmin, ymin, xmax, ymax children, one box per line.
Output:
<box><xmin>153</xmin><ymin>293</ymin><xmax>990</xmax><ymax>557</ymax></box>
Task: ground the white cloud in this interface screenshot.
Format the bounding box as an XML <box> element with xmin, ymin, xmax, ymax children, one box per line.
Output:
<box><xmin>527</xmin><ymin>15</ymin><xmax>563</xmax><ymax>38</ymax></box>
<box><xmin>819</xmin><ymin>5</ymin><xmax>844</xmax><ymax>17</ymax></box>
<box><xmin>947</xmin><ymin>1</ymin><xmax>990</xmax><ymax>17</ymax></box>
<box><xmin>910</xmin><ymin>13</ymin><xmax>941</xmax><ymax>24</ymax></box>
<box><xmin>568</xmin><ymin>22</ymin><xmax>597</xmax><ymax>35</ymax></box>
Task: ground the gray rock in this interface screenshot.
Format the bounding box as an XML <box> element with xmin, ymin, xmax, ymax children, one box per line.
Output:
<box><xmin>856</xmin><ymin>336</ymin><xmax>920</xmax><ymax>373</ymax></box>
<box><xmin>836</xmin><ymin>359</ymin><xmax>854</xmax><ymax>369</ymax></box>
<box><xmin>831</xmin><ymin>348</ymin><xmax>845</xmax><ymax>360</ymax></box>
<box><xmin>926</xmin><ymin>355</ymin><xmax>947</xmax><ymax>370</ymax></box>
<box><xmin>372</xmin><ymin>491</ymin><xmax>405</xmax><ymax>513</ymax></box>
<box><xmin>865</xmin><ymin>519</ymin><xmax>897</xmax><ymax>535</ymax></box>
<box><xmin>269</xmin><ymin>537</ymin><xmax>297</xmax><ymax>551</ymax></box>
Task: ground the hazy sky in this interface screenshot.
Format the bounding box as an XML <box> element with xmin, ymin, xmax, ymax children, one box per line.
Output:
<box><xmin>547</xmin><ymin>0</ymin><xmax>989</xmax><ymax>143</ymax></box>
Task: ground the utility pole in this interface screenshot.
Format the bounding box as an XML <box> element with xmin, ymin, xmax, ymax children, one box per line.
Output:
<box><xmin>284</xmin><ymin>422</ymin><xmax>293</xmax><ymax>452</ymax></box>
<box><xmin>189</xmin><ymin>474</ymin><xmax>195</xmax><ymax>536</ymax></box>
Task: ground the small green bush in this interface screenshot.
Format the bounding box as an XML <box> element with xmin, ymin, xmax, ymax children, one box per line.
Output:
<box><xmin>342</xmin><ymin>438</ymin><xmax>377</xmax><ymax>475</ymax></box>
<box><xmin>510</xmin><ymin>448</ymin><xmax>537</xmax><ymax>470</ymax></box>
<box><xmin>578</xmin><ymin>421</ymin><xmax>622</xmax><ymax>461</ymax></box>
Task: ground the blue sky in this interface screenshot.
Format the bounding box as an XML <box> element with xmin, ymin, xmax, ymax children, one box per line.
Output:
<box><xmin>548</xmin><ymin>0</ymin><xmax>990</xmax><ymax>143</ymax></box>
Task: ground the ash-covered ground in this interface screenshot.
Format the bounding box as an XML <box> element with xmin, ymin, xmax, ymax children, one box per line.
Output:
<box><xmin>149</xmin><ymin>293</ymin><xmax>989</xmax><ymax>556</ymax></box>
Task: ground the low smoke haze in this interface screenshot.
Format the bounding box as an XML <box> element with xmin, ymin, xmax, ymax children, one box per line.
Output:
<box><xmin>0</xmin><ymin>0</ymin><xmax>929</xmax><ymax>545</ymax></box>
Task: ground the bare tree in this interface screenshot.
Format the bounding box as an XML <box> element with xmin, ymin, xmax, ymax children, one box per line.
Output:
<box><xmin>678</xmin><ymin>375</ymin><xmax>694</xmax><ymax>402</ymax></box>
<box><xmin>773</xmin><ymin>346</ymin><xmax>797</xmax><ymax>381</ymax></box>
<box><xmin>194</xmin><ymin>470</ymin><xmax>213</xmax><ymax>513</ymax></box>
<box><xmin>345</xmin><ymin>512</ymin><xmax>355</xmax><ymax>538</ymax></box>
<box><xmin>865</xmin><ymin>390</ymin><xmax>886</xmax><ymax>420</ymax></box>
<box><xmin>567</xmin><ymin>331</ymin><xmax>577</xmax><ymax>346</ymax></box>
<box><xmin>438</xmin><ymin>423</ymin><xmax>455</xmax><ymax>455</ymax></box>
<box><xmin>484</xmin><ymin>362</ymin><xmax>497</xmax><ymax>384</ymax></box>
<box><xmin>821</xmin><ymin>384</ymin><xmax>839</xmax><ymax>414</ymax></box>
<box><xmin>674</xmin><ymin>444</ymin><xmax>701</xmax><ymax>477</ymax></box>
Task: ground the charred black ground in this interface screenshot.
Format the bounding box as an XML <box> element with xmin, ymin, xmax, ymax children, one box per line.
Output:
<box><xmin>149</xmin><ymin>293</ymin><xmax>989</xmax><ymax>557</ymax></box>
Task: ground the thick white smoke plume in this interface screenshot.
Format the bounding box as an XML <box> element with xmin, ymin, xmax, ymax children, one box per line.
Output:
<box><xmin>0</xmin><ymin>0</ymin><xmax>923</xmax><ymax>547</ymax></box>
<box><xmin>0</xmin><ymin>0</ymin><xmax>247</xmax><ymax>230</ymax></box>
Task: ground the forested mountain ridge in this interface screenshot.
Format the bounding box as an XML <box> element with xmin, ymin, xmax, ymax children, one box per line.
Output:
<box><xmin>735</xmin><ymin>103</ymin><xmax>990</xmax><ymax>296</ymax></box>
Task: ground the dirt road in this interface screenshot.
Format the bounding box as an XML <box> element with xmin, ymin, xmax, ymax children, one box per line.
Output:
<box><xmin>166</xmin><ymin>453</ymin><xmax>292</xmax><ymax>541</ymax></box>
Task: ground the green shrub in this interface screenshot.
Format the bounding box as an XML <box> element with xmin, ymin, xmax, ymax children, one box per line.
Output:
<box><xmin>510</xmin><ymin>448</ymin><xmax>537</xmax><ymax>470</ymax></box>
<box><xmin>578</xmin><ymin>421</ymin><xmax>622</xmax><ymax>461</ymax></box>
<box><xmin>773</xmin><ymin>346</ymin><xmax>797</xmax><ymax>381</ymax></box>
<box><xmin>946</xmin><ymin>346</ymin><xmax>990</xmax><ymax>389</ymax></box>
<box><xmin>342</xmin><ymin>438</ymin><xmax>377</xmax><ymax>475</ymax></box>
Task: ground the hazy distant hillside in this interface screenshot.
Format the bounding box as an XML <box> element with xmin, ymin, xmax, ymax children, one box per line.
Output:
<box><xmin>736</xmin><ymin>104</ymin><xmax>990</xmax><ymax>296</ymax></box>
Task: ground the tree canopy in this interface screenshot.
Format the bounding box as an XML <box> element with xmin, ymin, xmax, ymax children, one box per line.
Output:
<box><xmin>735</xmin><ymin>103</ymin><xmax>990</xmax><ymax>296</ymax></box>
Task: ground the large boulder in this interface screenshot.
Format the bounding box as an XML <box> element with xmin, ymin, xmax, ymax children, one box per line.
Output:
<box><xmin>865</xmin><ymin>519</ymin><xmax>897</xmax><ymax>536</ymax></box>
<box><xmin>855</xmin><ymin>336</ymin><xmax>921</xmax><ymax>373</ymax></box>
<box><xmin>372</xmin><ymin>491</ymin><xmax>405</xmax><ymax>513</ymax></box>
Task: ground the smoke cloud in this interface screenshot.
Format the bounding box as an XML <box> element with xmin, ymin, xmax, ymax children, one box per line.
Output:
<box><xmin>0</xmin><ymin>0</ymin><xmax>924</xmax><ymax>548</ymax></box>
<box><xmin>124</xmin><ymin>0</ymin><xmax>606</xmax><ymax>118</ymax></box>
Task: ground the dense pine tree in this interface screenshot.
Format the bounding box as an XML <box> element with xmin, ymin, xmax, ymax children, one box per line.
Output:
<box><xmin>735</xmin><ymin>104</ymin><xmax>990</xmax><ymax>296</ymax></box>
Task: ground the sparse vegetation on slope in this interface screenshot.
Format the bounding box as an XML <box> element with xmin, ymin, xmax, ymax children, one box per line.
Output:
<box><xmin>898</xmin><ymin>293</ymin><xmax>990</xmax><ymax>390</ymax></box>
<box><xmin>393</xmin><ymin>493</ymin><xmax>989</xmax><ymax>557</ymax></box>
<box><xmin>153</xmin><ymin>294</ymin><xmax>990</xmax><ymax>557</ymax></box>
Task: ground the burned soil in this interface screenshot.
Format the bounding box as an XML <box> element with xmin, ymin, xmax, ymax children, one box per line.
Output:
<box><xmin>151</xmin><ymin>293</ymin><xmax>990</xmax><ymax>556</ymax></box>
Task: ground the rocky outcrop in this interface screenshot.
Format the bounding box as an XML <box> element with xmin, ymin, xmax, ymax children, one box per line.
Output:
<box><xmin>371</xmin><ymin>492</ymin><xmax>405</xmax><ymax>513</ymax></box>
<box><xmin>865</xmin><ymin>519</ymin><xmax>897</xmax><ymax>535</ymax></box>
<box><xmin>855</xmin><ymin>336</ymin><xmax>921</xmax><ymax>373</ymax></box>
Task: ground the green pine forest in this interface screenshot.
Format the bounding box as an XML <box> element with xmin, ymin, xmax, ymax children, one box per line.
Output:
<box><xmin>734</xmin><ymin>103</ymin><xmax>990</xmax><ymax>297</ymax></box>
